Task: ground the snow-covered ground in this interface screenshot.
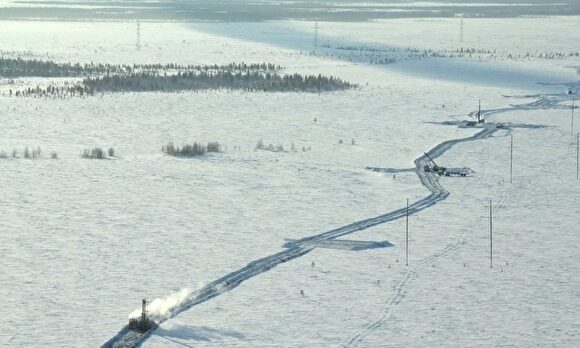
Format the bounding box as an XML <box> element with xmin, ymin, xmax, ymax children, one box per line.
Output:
<box><xmin>0</xmin><ymin>16</ymin><xmax>578</xmax><ymax>348</ymax></box>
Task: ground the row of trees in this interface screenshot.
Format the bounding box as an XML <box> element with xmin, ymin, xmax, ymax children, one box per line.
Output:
<box><xmin>11</xmin><ymin>85</ymin><xmax>92</xmax><ymax>98</ymax></box>
<box><xmin>13</xmin><ymin>71</ymin><xmax>355</xmax><ymax>97</ymax></box>
<box><xmin>0</xmin><ymin>57</ymin><xmax>280</xmax><ymax>78</ymax></box>
<box><xmin>318</xmin><ymin>44</ymin><xmax>579</xmax><ymax>65</ymax></box>
<box><xmin>2</xmin><ymin>142</ymin><xmax>322</xmax><ymax>159</ymax></box>
<box><xmin>83</xmin><ymin>71</ymin><xmax>354</xmax><ymax>93</ymax></box>
<box><xmin>0</xmin><ymin>58</ymin><xmax>128</xmax><ymax>77</ymax></box>
<box><xmin>81</xmin><ymin>147</ymin><xmax>115</xmax><ymax>159</ymax></box>
<box><xmin>0</xmin><ymin>146</ymin><xmax>57</xmax><ymax>159</ymax></box>
<box><xmin>162</xmin><ymin>141</ymin><xmax>221</xmax><ymax>157</ymax></box>
<box><xmin>256</xmin><ymin>139</ymin><xmax>312</xmax><ymax>153</ymax></box>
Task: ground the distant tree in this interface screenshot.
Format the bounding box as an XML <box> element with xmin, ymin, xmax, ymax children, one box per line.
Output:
<box><xmin>82</xmin><ymin>147</ymin><xmax>105</xmax><ymax>159</ymax></box>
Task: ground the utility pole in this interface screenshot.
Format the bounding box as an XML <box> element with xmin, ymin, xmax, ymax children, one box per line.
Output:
<box><xmin>489</xmin><ymin>200</ymin><xmax>493</xmax><ymax>269</ymax></box>
<box><xmin>480</xmin><ymin>200</ymin><xmax>495</xmax><ymax>268</ymax></box>
<box><xmin>576</xmin><ymin>132</ymin><xmax>579</xmax><ymax>180</ymax></box>
<box><xmin>405</xmin><ymin>198</ymin><xmax>409</xmax><ymax>266</ymax></box>
<box><xmin>572</xmin><ymin>99</ymin><xmax>575</xmax><ymax>135</ymax></box>
<box><xmin>510</xmin><ymin>134</ymin><xmax>513</xmax><ymax>183</ymax></box>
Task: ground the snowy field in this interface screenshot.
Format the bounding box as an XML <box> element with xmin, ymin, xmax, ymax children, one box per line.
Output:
<box><xmin>0</xmin><ymin>15</ymin><xmax>579</xmax><ymax>348</ymax></box>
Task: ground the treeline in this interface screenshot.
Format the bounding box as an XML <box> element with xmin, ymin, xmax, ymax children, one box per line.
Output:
<box><xmin>83</xmin><ymin>71</ymin><xmax>354</xmax><ymax>93</ymax></box>
<box><xmin>0</xmin><ymin>58</ymin><xmax>280</xmax><ymax>78</ymax></box>
<box><xmin>447</xmin><ymin>48</ymin><xmax>579</xmax><ymax>60</ymax></box>
<box><xmin>81</xmin><ymin>147</ymin><xmax>115</xmax><ymax>159</ymax></box>
<box><xmin>2</xmin><ymin>58</ymin><xmax>354</xmax><ymax>96</ymax></box>
<box><xmin>316</xmin><ymin>44</ymin><xmax>580</xmax><ymax>65</ymax></box>
<box><xmin>11</xmin><ymin>85</ymin><xmax>92</xmax><ymax>98</ymax></box>
<box><xmin>0</xmin><ymin>146</ymin><xmax>57</xmax><ymax>159</ymax></box>
<box><xmin>14</xmin><ymin>71</ymin><xmax>355</xmax><ymax>97</ymax></box>
<box><xmin>162</xmin><ymin>141</ymin><xmax>220</xmax><ymax>157</ymax></box>
<box><xmin>0</xmin><ymin>58</ymin><xmax>128</xmax><ymax>77</ymax></box>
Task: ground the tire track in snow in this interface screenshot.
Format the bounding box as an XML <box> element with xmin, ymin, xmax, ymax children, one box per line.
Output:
<box><xmin>344</xmin><ymin>126</ymin><xmax>501</xmax><ymax>347</ymax></box>
<box><xmin>343</xmin><ymin>94</ymin><xmax>558</xmax><ymax>347</ymax></box>
<box><xmin>345</xmin><ymin>189</ymin><xmax>512</xmax><ymax>347</ymax></box>
<box><xmin>103</xmin><ymin>94</ymin><xmax>560</xmax><ymax>348</ymax></box>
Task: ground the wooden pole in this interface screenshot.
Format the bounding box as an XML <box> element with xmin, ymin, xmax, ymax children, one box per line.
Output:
<box><xmin>577</xmin><ymin>132</ymin><xmax>579</xmax><ymax>180</ymax></box>
<box><xmin>571</xmin><ymin>99</ymin><xmax>575</xmax><ymax>135</ymax></box>
<box><xmin>406</xmin><ymin>198</ymin><xmax>409</xmax><ymax>266</ymax></box>
<box><xmin>510</xmin><ymin>135</ymin><xmax>513</xmax><ymax>183</ymax></box>
<box><xmin>489</xmin><ymin>200</ymin><xmax>493</xmax><ymax>269</ymax></box>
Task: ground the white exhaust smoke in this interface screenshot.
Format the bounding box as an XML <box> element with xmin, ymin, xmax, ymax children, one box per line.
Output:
<box><xmin>128</xmin><ymin>287</ymin><xmax>194</xmax><ymax>322</ymax></box>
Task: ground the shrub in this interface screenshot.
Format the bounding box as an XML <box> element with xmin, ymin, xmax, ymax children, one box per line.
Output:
<box><xmin>256</xmin><ymin>139</ymin><xmax>264</xmax><ymax>150</ymax></box>
<box><xmin>108</xmin><ymin>147</ymin><xmax>115</xmax><ymax>157</ymax></box>
<box><xmin>51</xmin><ymin>152</ymin><xmax>58</xmax><ymax>159</ymax></box>
<box><xmin>207</xmin><ymin>142</ymin><xmax>220</xmax><ymax>153</ymax></box>
<box><xmin>255</xmin><ymin>139</ymin><xmax>286</xmax><ymax>152</ymax></box>
<box><xmin>82</xmin><ymin>147</ymin><xmax>105</xmax><ymax>159</ymax></box>
<box><xmin>32</xmin><ymin>146</ymin><xmax>41</xmax><ymax>159</ymax></box>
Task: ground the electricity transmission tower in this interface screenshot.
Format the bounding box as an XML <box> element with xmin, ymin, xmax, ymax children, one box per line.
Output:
<box><xmin>314</xmin><ymin>22</ymin><xmax>319</xmax><ymax>48</ymax></box>
<box><xmin>136</xmin><ymin>21</ymin><xmax>141</xmax><ymax>51</ymax></box>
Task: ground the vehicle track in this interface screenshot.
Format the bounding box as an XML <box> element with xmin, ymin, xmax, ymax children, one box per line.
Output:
<box><xmin>343</xmin><ymin>95</ymin><xmax>560</xmax><ymax>346</ymax></box>
<box><xmin>103</xmin><ymin>94</ymin><xmax>562</xmax><ymax>348</ymax></box>
<box><xmin>345</xmin><ymin>189</ymin><xmax>512</xmax><ymax>347</ymax></box>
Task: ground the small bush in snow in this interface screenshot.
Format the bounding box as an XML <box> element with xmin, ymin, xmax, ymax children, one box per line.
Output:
<box><xmin>206</xmin><ymin>142</ymin><xmax>220</xmax><ymax>153</ymax></box>
<box><xmin>82</xmin><ymin>147</ymin><xmax>106</xmax><ymax>159</ymax></box>
<box><xmin>255</xmin><ymin>139</ymin><xmax>286</xmax><ymax>152</ymax></box>
<box><xmin>32</xmin><ymin>146</ymin><xmax>41</xmax><ymax>159</ymax></box>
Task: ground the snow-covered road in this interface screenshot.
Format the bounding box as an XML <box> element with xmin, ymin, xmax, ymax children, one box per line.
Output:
<box><xmin>101</xmin><ymin>92</ymin><xmax>573</xmax><ymax>348</ymax></box>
